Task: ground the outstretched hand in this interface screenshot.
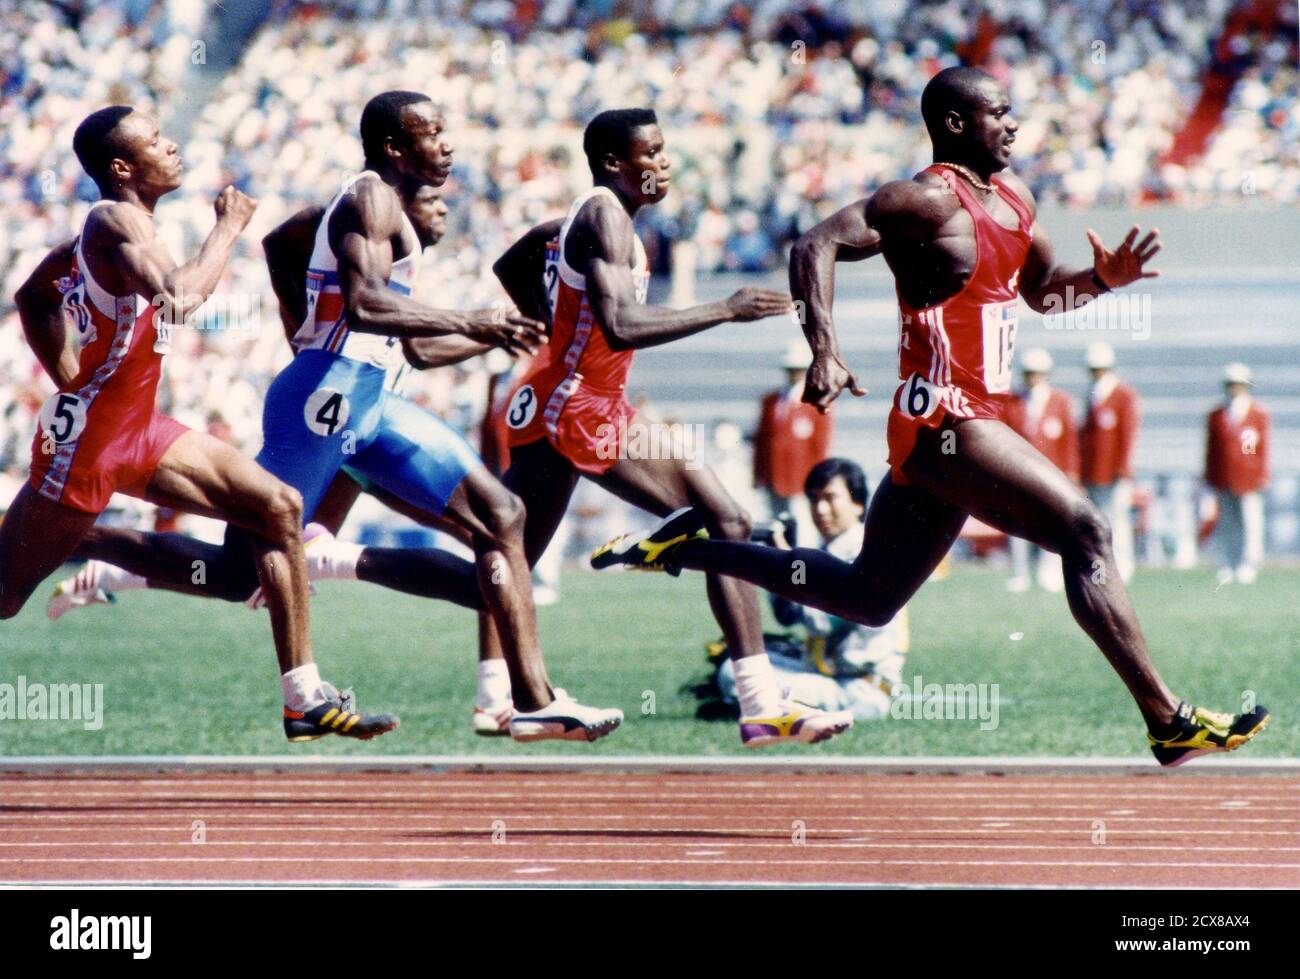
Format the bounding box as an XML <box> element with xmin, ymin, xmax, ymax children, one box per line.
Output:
<box><xmin>464</xmin><ymin>307</ymin><xmax>546</xmax><ymax>355</ymax></box>
<box><xmin>802</xmin><ymin>352</ymin><xmax>866</xmax><ymax>413</ymax></box>
<box><xmin>1087</xmin><ymin>226</ymin><xmax>1161</xmax><ymax>290</ymax></box>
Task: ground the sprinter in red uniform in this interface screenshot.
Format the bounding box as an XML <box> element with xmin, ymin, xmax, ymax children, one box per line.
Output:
<box><xmin>6</xmin><ymin>105</ymin><xmax>397</xmax><ymax>741</ymax></box>
<box><xmin>494</xmin><ymin>108</ymin><xmax>856</xmax><ymax>747</ymax></box>
<box><xmin>596</xmin><ymin>68</ymin><xmax>1269</xmax><ymax>766</ymax></box>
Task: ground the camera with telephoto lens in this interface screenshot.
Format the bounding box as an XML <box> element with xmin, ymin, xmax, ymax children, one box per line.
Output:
<box><xmin>750</xmin><ymin>511</ymin><xmax>798</xmax><ymax>548</ymax></box>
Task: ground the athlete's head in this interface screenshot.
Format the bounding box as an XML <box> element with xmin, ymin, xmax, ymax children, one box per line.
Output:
<box><xmin>360</xmin><ymin>91</ymin><xmax>453</xmax><ymax>187</ymax></box>
<box><xmin>406</xmin><ymin>184</ymin><xmax>449</xmax><ymax>249</ymax></box>
<box><xmin>74</xmin><ymin>106</ymin><xmax>182</xmax><ymax>198</ymax></box>
<box><xmin>583</xmin><ymin>108</ymin><xmax>670</xmax><ymax>206</ymax></box>
<box><xmin>805</xmin><ymin>458</ymin><xmax>869</xmax><ymax>542</ymax></box>
<box><xmin>920</xmin><ymin>66</ymin><xmax>1017</xmax><ymax>172</ymax></box>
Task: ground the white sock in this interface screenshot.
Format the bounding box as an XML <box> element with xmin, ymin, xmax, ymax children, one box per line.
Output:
<box><xmin>475</xmin><ymin>659</ymin><xmax>513</xmax><ymax>711</ymax></box>
<box><xmin>732</xmin><ymin>653</ymin><xmax>783</xmax><ymax>717</ymax></box>
<box><xmin>89</xmin><ymin>561</ymin><xmax>147</xmax><ymax>592</ymax></box>
<box><xmin>309</xmin><ymin>536</ymin><xmax>363</xmax><ymax>581</ymax></box>
<box><xmin>281</xmin><ymin>663</ymin><xmax>326</xmax><ymax>711</ymax></box>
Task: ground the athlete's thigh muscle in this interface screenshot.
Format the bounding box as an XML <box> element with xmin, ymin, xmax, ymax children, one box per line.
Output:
<box><xmin>145</xmin><ymin>429</ymin><xmax>284</xmax><ymax>531</ymax></box>
<box><xmin>502</xmin><ymin>438</ymin><xmax>580</xmax><ymax>567</ymax></box>
<box><xmin>850</xmin><ymin>471</ymin><xmax>968</xmax><ymax>606</ymax></box>
<box><xmin>904</xmin><ymin>418</ymin><xmax>1089</xmax><ymax>552</ymax></box>
<box><xmin>0</xmin><ymin>483</ymin><xmax>99</xmax><ymax>611</ymax></box>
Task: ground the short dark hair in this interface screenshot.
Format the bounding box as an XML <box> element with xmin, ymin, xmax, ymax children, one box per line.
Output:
<box><xmin>805</xmin><ymin>457</ymin><xmax>869</xmax><ymax>510</ymax></box>
<box><xmin>73</xmin><ymin>106</ymin><xmax>136</xmax><ymax>193</ymax></box>
<box><xmin>360</xmin><ymin>90</ymin><xmax>433</xmax><ymax>165</ymax></box>
<box><xmin>920</xmin><ymin>66</ymin><xmax>995</xmax><ymax>143</ymax></box>
<box><xmin>582</xmin><ymin>108</ymin><xmax>658</xmax><ymax>177</ymax></box>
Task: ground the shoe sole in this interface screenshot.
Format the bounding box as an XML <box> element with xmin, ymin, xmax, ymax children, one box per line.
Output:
<box><xmin>286</xmin><ymin>718</ymin><xmax>400</xmax><ymax>743</ymax></box>
<box><xmin>742</xmin><ymin>716</ymin><xmax>853</xmax><ymax>748</ymax></box>
<box><xmin>510</xmin><ymin>716</ymin><xmax>623</xmax><ymax>743</ymax></box>
<box><xmin>1153</xmin><ymin>711</ymin><xmax>1271</xmax><ymax>767</ymax></box>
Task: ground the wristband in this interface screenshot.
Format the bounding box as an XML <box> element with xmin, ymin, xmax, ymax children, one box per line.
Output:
<box><xmin>1091</xmin><ymin>269</ymin><xmax>1112</xmax><ymax>294</ymax></box>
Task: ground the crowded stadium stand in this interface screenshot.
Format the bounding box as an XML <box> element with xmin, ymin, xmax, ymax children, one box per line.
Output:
<box><xmin>2</xmin><ymin>0</ymin><xmax>1297</xmax><ymax>557</ymax></box>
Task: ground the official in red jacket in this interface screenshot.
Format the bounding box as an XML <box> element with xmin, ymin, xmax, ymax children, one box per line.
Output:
<box><xmin>1002</xmin><ymin>347</ymin><xmax>1079</xmax><ymax>592</ymax></box>
<box><xmin>753</xmin><ymin>340</ymin><xmax>833</xmax><ymax>519</ymax></box>
<box><xmin>1205</xmin><ymin>362</ymin><xmax>1269</xmax><ymax>584</ymax></box>
<box><xmin>1080</xmin><ymin>342</ymin><xmax>1139</xmax><ymax>582</ymax></box>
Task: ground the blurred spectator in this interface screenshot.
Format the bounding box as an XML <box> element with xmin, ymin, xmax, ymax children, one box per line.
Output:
<box><xmin>1081</xmin><ymin>341</ymin><xmax>1140</xmax><ymax>583</ymax></box>
<box><xmin>752</xmin><ymin>339</ymin><xmax>832</xmax><ymax>528</ymax></box>
<box><xmin>0</xmin><ymin>0</ymin><xmax>1295</xmax><ymax>527</ymax></box>
<box><xmin>718</xmin><ymin>457</ymin><xmax>907</xmax><ymax>721</ymax></box>
<box><xmin>1205</xmin><ymin>362</ymin><xmax>1270</xmax><ymax>584</ymax></box>
<box><xmin>1002</xmin><ymin>347</ymin><xmax>1078</xmax><ymax>592</ymax></box>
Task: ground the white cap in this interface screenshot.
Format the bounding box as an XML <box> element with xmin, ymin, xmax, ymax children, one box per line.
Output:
<box><xmin>1223</xmin><ymin>362</ymin><xmax>1253</xmax><ymax>386</ymax></box>
<box><xmin>781</xmin><ymin>339</ymin><xmax>813</xmax><ymax>370</ymax></box>
<box><xmin>1085</xmin><ymin>341</ymin><xmax>1116</xmax><ymax>370</ymax></box>
<box><xmin>1020</xmin><ymin>347</ymin><xmax>1053</xmax><ymax>373</ymax></box>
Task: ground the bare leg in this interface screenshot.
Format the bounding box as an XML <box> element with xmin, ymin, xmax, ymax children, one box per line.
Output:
<box><xmin>0</xmin><ymin>485</ymin><xmax>100</xmax><ymax>619</ymax></box>
<box><xmin>348</xmin><ymin>455</ymin><xmax>568</xmax><ymax>713</ymax></box>
<box><xmin>312</xmin><ymin>471</ymin><xmax>365</xmax><ymax>536</ymax></box>
<box><xmin>673</xmin><ymin>472</ymin><xmax>967</xmax><ymax>627</ymax></box>
<box><xmin>73</xmin><ymin>526</ymin><xmax>247</xmax><ymax>599</ymax></box>
<box><xmin>593</xmin><ymin>445</ymin><xmax>766</xmax><ymax>663</ymax></box>
<box><xmin>478</xmin><ymin>439</ymin><xmax>581</xmax><ymax>677</ymax></box>
<box><xmin>676</xmin><ymin>418</ymin><xmax>1179</xmax><ymax>727</ymax></box>
<box><xmin>904</xmin><ymin>419</ymin><xmax>1178</xmax><ymax>727</ymax></box>
<box><xmin>144</xmin><ymin>430</ymin><xmax>311</xmax><ymax>674</ymax></box>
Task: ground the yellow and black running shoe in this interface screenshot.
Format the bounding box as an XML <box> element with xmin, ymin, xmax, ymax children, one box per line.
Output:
<box><xmin>284</xmin><ymin>691</ymin><xmax>400</xmax><ymax>742</ymax></box>
<box><xmin>589</xmin><ymin>507</ymin><xmax>708</xmax><ymax>576</ymax></box>
<box><xmin>1148</xmin><ymin>701</ymin><xmax>1270</xmax><ymax>767</ymax></box>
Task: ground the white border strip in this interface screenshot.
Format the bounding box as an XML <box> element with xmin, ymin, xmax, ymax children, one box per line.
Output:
<box><xmin>1</xmin><ymin>755</ymin><xmax>1297</xmax><ymax>775</ymax></box>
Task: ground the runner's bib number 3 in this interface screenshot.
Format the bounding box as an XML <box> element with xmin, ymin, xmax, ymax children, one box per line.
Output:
<box><xmin>981</xmin><ymin>299</ymin><xmax>1018</xmax><ymax>394</ymax></box>
<box><xmin>506</xmin><ymin>384</ymin><xmax>537</xmax><ymax>429</ymax></box>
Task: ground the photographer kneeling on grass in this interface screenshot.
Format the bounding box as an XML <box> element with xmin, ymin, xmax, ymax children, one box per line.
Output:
<box><xmin>717</xmin><ymin>458</ymin><xmax>909</xmax><ymax>720</ymax></box>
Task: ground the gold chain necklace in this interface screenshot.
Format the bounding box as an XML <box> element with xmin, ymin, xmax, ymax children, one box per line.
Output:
<box><xmin>933</xmin><ymin>162</ymin><xmax>994</xmax><ymax>193</ymax></box>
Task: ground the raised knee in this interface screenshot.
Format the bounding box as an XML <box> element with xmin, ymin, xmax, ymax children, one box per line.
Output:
<box><xmin>708</xmin><ymin>503</ymin><xmax>753</xmax><ymax>542</ymax></box>
<box><xmin>1065</xmin><ymin>499</ymin><xmax>1111</xmax><ymax>561</ymax></box>
<box><xmin>262</xmin><ymin>482</ymin><xmax>303</xmax><ymax>538</ymax></box>
<box><xmin>481</xmin><ymin>488</ymin><xmax>526</xmax><ymax>545</ymax></box>
<box><xmin>840</xmin><ymin>596</ymin><xmax>897</xmax><ymax>629</ymax></box>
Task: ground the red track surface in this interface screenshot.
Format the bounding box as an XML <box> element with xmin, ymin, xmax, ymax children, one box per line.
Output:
<box><xmin>1</xmin><ymin>771</ymin><xmax>1298</xmax><ymax>887</ymax></box>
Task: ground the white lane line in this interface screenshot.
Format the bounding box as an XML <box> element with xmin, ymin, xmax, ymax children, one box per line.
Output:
<box><xmin>3</xmin><ymin>840</ymin><xmax>1299</xmax><ymax>854</ymax></box>
<box><xmin>4</xmin><ymin>781</ymin><xmax>1295</xmax><ymax>799</ymax></box>
<box><xmin>3</xmin><ymin>797</ymin><xmax>1295</xmax><ymax>814</ymax></box>
<box><xmin>3</xmin><ymin>813</ymin><xmax>1298</xmax><ymax>826</ymax></box>
<box><xmin>6</xmin><ymin>825</ymin><xmax>1298</xmax><ymax>837</ymax></box>
<box><xmin>2</xmin><ymin>856</ymin><xmax>1296</xmax><ymax>870</ymax></box>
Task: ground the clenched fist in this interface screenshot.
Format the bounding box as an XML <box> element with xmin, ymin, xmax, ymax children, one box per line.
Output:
<box><xmin>215</xmin><ymin>186</ymin><xmax>258</xmax><ymax>231</ymax></box>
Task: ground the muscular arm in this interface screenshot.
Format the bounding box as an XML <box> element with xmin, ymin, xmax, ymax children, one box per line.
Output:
<box><xmin>262</xmin><ymin>205</ymin><xmax>324</xmax><ymax>345</ymax></box>
<box><xmin>493</xmin><ymin>217</ymin><xmax>564</xmax><ymax>327</ymax></box>
<box><xmin>789</xmin><ymin>197</ymin><xmax>883</xmax><ymax>362</ymax></box>
<box><xmin>88</xmin><ymin>188</ymin><xmax>253</xmax><ymax>323</ymax></box>
<box><xmin>332</xmin><ymin>179</ymin><xmax>541</xmax><ymax>352</ymax></box>
<box><xmin>401</xmin><ymin>334</ymin><xmax>499</xmax><ymax>370</ymax></box>
<box><xmin>14</xmin><ymin>239</ymin><xmax>80</xmax><ymax>387</ymax></box>
<box><xmin>1017</xmin><ymin>222</ymin><xmax>1112</xmax><ymax>315</ymax></box>
<box><xmin>1009</xmin><ymin>173</ymin><xmax>1161</xmax><ymax>314</ymax></box>
<box><xmin>581</xmin><ymin>199</ymin><xmax>788</xmax><ymax>351</ymax></box>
